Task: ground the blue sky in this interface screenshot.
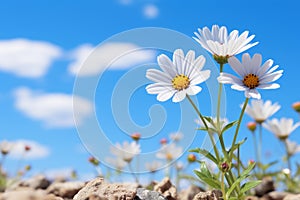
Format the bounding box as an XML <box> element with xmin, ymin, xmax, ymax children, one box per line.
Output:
<box><xmin>0</xmin><ymin>0</ymin><xmax>300</xmax><ymax>182</ymax></box>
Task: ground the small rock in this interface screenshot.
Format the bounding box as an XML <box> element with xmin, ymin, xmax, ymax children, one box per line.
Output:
<box><xmin>178</xmin><ymin>185</ymin><xmax>204</xmax><ymax>200</ymax></box>
<box><xmin>73</xmin><ymin>177</ymin><xmax>138</xmax><ymax>200</ymax></box>
<box><xmin>267</xmin><ymin>191</ymin><xmax>291</xmax><ymax>200</ymax></box>
<box><xmin>0</xmin><ymin>189</ymin><xmax>63</xmax><ymax>200</ymax></box>
<box><xmin>254</xmin><ymin>177</ymin><xmax>275</xmax><ymax>197</ymax></box>
<box><xmin>283</xmin><ymin>194</ymin><xmax>300</xmax><ymax>200</ymax></box>
<box><xmin>134</xmin><ymin>188</ymin><xmax>167</xmax><ymax>200</ymax></box>
<box><xmin>47</xmin><ymin>181</ymin><xmax>85</xmax><ymax>199</ymax></box>
<box><xmin>245</xmin><ymin>196</ymin><xmax>259</xmax><ymax>200</ymax></box>
<box><xmin>85</xmin><ymin>194</ymin><xmax>104</xmax><ymax>200</ymax></box>
<box><xmin>154</xmin><ymin>177</ymin><xmax>177</xmax><ymax>200</ymax></box>
<box><xmin>193</xmin><ymin>190</ymin><xmax>222</xmax><ymax>200</ymax></box>
<box><xmin>6</xmin><ymin>174</ymin><xmax>50</xmax><ymax>191</ymax></box>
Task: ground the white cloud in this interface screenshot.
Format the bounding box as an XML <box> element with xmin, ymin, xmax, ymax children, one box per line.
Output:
<box><xmin>14</xmin><ymin>87</ymin><xmax>93</xmax><ymax>128</ymax></box>
<box><xmin>143</xmin><ymin>4</ymin><xmax>159</xmax><ymax>19</ymax></box>
<box><xmin>68</xmin><ymin>42</ymin><xmax>156</xmax><ymax>76</ymax></box>
<box><xmin>8</xmin><ymin>139</ymin><xmax>50</xmax><ymax>160</ymax></box>
<box><xmin>0</xmin><ymin>39</ymin><xmax>62</xmax><ymax>78</ymax></box>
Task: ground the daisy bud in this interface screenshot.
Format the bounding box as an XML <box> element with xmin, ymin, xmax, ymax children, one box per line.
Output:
<box><xmin>247</xmin><ymin>122</ymin><xmax>257</xmax><ymax>132</ymax></box>
<box><xmin>71</xmin><ymin>170</ymin><xmax>77</xmax><ymax>179</ymax></box>
<box><xmin>220</xmin><ymin>162</ymin><xmax>230</xmax><ymax>172</ymax></box>
<box><xmin>25</xmin><ymin>165</ymin><xmax>31</xmax><ymax>171</ymax></box>
<box><xmin>88</xmin><ymin>157</ymin><xmax>99</xmax><ymax>166</ymax></box>
<box><xmin>187</xmin><ymin>154</ymin><xmax>197</xmax><ymax>163</ymax></box>
<box><xmin>25</xmin><ymin>145</ymin><xmax>31</xmax><ymax>152</ymax></box>
<box><xmin>248</xmin><ymin>159</ymin><xmax>255</xmax><ymax>165</ymax></box>
<box><xmin>292</xmin><ymin>102</ymin><xmax>300</xmax><ymax>113</ymax></box>
<box><xmin>131</xmin><ymin>133</ymin><xmax>141</xmax><ymax>141</ymax></box>
<box><xmin>160</xmin><ymin>138</ymin><xmax>168</xmax><ymax>145</ymax></box>
<box><xmin>282</xmin><ymin>168</ymin><xmax>291</xmax><ymax>175</ymax></box>
<box><xmin>17</xmin><ymin>171</ymin><xmax>24</xmax><ymax>177</ymax></box>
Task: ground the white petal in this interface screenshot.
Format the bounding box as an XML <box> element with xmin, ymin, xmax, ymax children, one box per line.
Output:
<box><xmin>257</xmin><ymin>59</ymin><xmax>274</xmax><ymax>77</ymax></box>
<box><xmin>252</xmin><ymin>54</ymin><xmax>262</xmax><ymax>72</ymax></box>
<box><xmin>190</xmin><ymin>70</ymin><xmax>211</xmax><ymax>85</ymax></box>
<box><xmin>257</xmin><ymin>83</ymin><xmax>280</xmax><ymax>89</ymax></box>
<box><xmin>183</xmin><ymin>50</ymin><xmax>195</xmax><ymax>75</ymax></box>
<box><xmin>172</xmin><ymin>91</ymin><xmax>186</xmax><ymax>103</ymax></box>
<box><xmin>157</xmin><ymin>90</ymin><xmax>176</xmax><ymax>102</ymax></box>
<box><xmin>217</xmin><ymin>73</ymin><xmax>243</xmax><ymax>85</ymax></box>
<box><xmin>191</xmin><ymin>55</ymin><xmax>205</xmax><ymax>73</ymax></box>
<box><xmin>260</xmin><ymin>71</ymin><xmax>283</xmax><ymax>83</ymax></box>
<box><xmin>186</xmin><ymin>86</ymin><xmax>202</xmax><ymax>95</ymax></box>
<box><xmin>146</xmin><ymin>83</ymin><xmax>172</xmax><ymax>94</ymax></box>
<box><xmin>173</xmin><ymin>49</ymin><xmax>184</xmax><ymax>74</ymax></box>
<box><xmin>231</xmin><ymin>84</ymin><xmax>246</xmax><ymax>91</ymax></box>
<box><xmin>206</xmin><ymin>40</ymin><xmax>219</xmax><ymax>55</ymax></box>
<box><xmin>235</xmin><ymin>42</ymin><xmax>259</xmax><ymax>55</ymax></box>
<box><xmin>146</xmin><ymin>69</ymin><xmax>172</xmax><ymax>83</ymax></box>
<box><xmin>228</xmin><ymin>56</ymin><xmax>246</xmax><ymax>77</ymax></box>
<box><xmin>248</xmin><ymin>89</ymin><xmax>261</xmax><ymax>99</ymax></box>
<box><xmin>157</xmin><ymin>54</ymin><xmax>177</xmax><ymax>77</ymax></box>
<box><xmin>242</xmin><ymin>53</ymin><xmax>251</xmax><ymax>74</ymax></box>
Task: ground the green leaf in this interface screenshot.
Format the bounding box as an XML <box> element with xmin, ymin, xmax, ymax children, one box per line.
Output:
<box><xmin>194</xmin><ymin>170</ymin><xmax>221</xmax><ymax>189</ymax></box>
<box><xmin>229</xmin><ymin>137</ymin><xmax>247</xmax><ymax>156</ymax></box>
<box><xmin>240</xmin><ymin>180</ymin><xmax>262</xmax><ymax>194</ymax></box>
<box><xmin>196</xmin><ymin>127</ymin><xmax>208</xmax><ymax>131</ymax></box>
<box><xmin>189</xmin><ymin>148</ymin><xmax>218</xmax><ymax>165</ymax></box>
<box><xmin>221</xmin><ymin>120</ymin><xmax>238</xmax><ymax>133</ymax></box>
<box><xmin>226</xmin><ymin>163</ymin><xmax>256</xmax><ymax>199</ymax></box>
<box><xmin>260</xmin><ymin>160</ymin><xmax>278</xmax><ymax>171</ymax></box>
<box><xmin>203</xmin><ymin>116</ymin><xmax>213</xmax><ymax>124</ymax></box>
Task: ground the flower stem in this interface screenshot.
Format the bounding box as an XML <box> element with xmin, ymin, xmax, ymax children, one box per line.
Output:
<box><xmin>284</xmin><ymin>140</ymin><xmax>292</xmax><ymax>171</ymax></box>
<box><xmin>128</xmin><ymin>162</ymin><xmax>139</xmax><ymax>184</ymax></box>
<box><xmin>221</xmin><ymin>172</ymin><xmax>227</xmax><ymax>200</ymax></box>
<box><xmin>258</xmin><ymin>124</ymin><xmax>263</xmax><ymax>174</ymax></box>
<box><xmin>186</xmin><ymin>95</ymin><xmax>220</xmax><ymax>161</ymax></box>
<box><xmin>230</xmin><ymin>98</ymin><xmax>249</xmax><ymax>160</ymax></box>
<box><xmin>251</xmin><ymin>130</ymin><xmax>259</xmax><ymax>175</ymax></box>
<box><xmin>217</xmin><ymin>63</ymin><xmax>224</xmax><ymax>126</ymax></box>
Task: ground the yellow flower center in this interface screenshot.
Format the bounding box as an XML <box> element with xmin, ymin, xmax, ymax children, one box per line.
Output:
<box><xmin>243</xmin><ymin>74</ymin><xmax>259</xmax><ymax>89</ymax></box>
<box><xmin>166</xmin><ymin>153</ymin><xmax>173</xmax><ymax>161</ymax></box>
<box><xmin>172</xmin><ymin>74</ymin><xmax>190</xmax><ymax>91</ymax></box>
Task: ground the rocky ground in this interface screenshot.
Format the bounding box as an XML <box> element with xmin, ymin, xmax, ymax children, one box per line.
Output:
<box><xmin>0</xmin><ymin>175</ymin><xmax>299</xmax><ymax>200</ymax></box>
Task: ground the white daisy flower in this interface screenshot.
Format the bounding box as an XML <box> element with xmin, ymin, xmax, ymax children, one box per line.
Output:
<box><xmin>263</xmin><ymin>118</ymin><xmax>300</xmax><ymax>140</ymax></box>
<box><xmin>218</xmin><ymin>53</ymin><xmax>283</xmax><ymax>99</ymax></box>
<box><xmin>110</xmin><ymin>141</ymin><xmax>141</xmax><ymax>163</ymax></box>
<box><xmin>145</xmin><ymin>161</ymin><xmax>162</xmax><ymax>173</ymax></box>
<box><xmin>0</xmin><ymin>140</ymin><xmax>14</xmax><ymax>155</ymax></box>
<box><xmin>244</xmin><ymin>99</ymin><xmax>280</xmax><ymax>124</ymax></box>
<box><xmin>285</xmin><ymin>140</ymin><xmax>300</xmax><ymax>156</ymax></box>
<box><xmin>193</xmin><ymin>25</ymin><xmax>258</xmax><ymax>63</ymax></box>
<box><xmin>156</xmin><ymin>143</ymin><xmax>182</xmax><ymax>161</ymax></box>
<box><xmin>169</xmin><ymin>132</ymin><xmax>183</xmax><ymax>142</ymax></box>
<box><xmin>146</xmin><ymin>49</ymin><xmax>211</xmax><ymax>103</ymax></box>
<box><xmin>106</xmin><ymin>157</ymin><xmax>127</xmax><ymax>171</ymax></box>
<box><xmin>175</xmin><ymin>161</ymin><xmax>184</xmax><ymax>171</ymax></box>
<box><xmin>195</xmin><ymin>117</ymin><xmax>228</xmax><ymax>134</ymax></box>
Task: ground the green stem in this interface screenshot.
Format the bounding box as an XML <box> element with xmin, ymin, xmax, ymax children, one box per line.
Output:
<box><xmin>216</xmin><ymin>63</ymin><xmax>224</xmax><ymax>125</ymax></box>
<box><xmin>128</xmin><ymin>162</ymin><xmax>139</xmax><ymax>184</ymax></box>
<box><xmin>186</xmin><ymin>95</ymin><xmax>220</xmax><ymax>161</ymax></box>
<box><xmin>284</xmin><ymin>140</ymin><xmax>292</xmax><ymax>171</ymax></box>
<box><xmin>221</xmin><ymin>173</ymin><xmax>227</xmax><ymax>200</ymax></box>
<box><xmin>258</xmin><ymin>124</ymin><xmax>263</xmax><ymax>174</ymax></box>
<box><xmin>252</xmin><ymin>131</ymin><xmax>259</xmax><ymax>176</ymax></box>
<box><xmin>230</xmin><ymin>98</ymin><xmax>249</xmax><ymax>160</ymax></box>
<box><xmin>237</xmin><ymin>146</ymin><xmax>240</xmax><ymax>177</ymax></box>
